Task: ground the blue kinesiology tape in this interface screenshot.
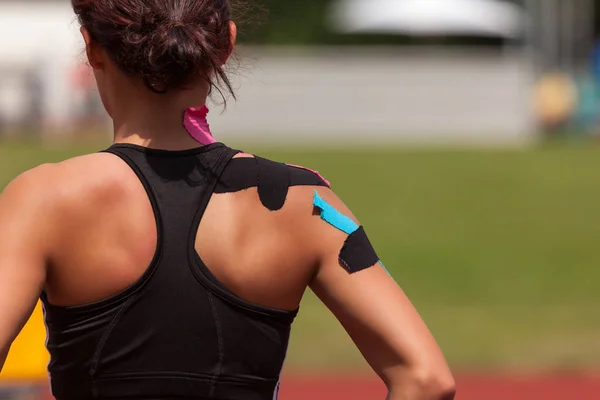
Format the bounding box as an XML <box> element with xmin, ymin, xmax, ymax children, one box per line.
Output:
<box><xmin>313</xmin><ymin>190</ymin><xmax>359</xmax><ymax>235</ymax></box>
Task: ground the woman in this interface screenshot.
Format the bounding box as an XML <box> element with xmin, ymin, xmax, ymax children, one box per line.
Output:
<box><xmin>0</xmin><ymin>1</ymin><xmax>455</xmax><ymax>399</ymax></box>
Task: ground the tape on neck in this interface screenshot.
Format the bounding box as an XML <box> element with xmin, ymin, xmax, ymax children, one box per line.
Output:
<box><xmin>184</xmin><ymin>105</ymin><xmax>216</xmax><ymax>145</ymax></box>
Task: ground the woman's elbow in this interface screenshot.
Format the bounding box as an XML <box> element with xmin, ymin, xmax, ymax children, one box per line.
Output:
<box><xmin>387</xmin><ymin>365</ymin><xmax>456</xmax><ymax>400</ymax></box>
<box><xmin>409</xmin><ymin>367</ymin><xmax>456</xmax><ymax>400</ymax></box>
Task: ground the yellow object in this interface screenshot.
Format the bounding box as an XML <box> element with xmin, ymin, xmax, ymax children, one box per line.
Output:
<box><xmin>533</xmin><ymin>72</ymin><xmax>577</xmax><ymax>126</ymax></box>
<box><xmin>1</xmin><ymin>302</ymin><xmax>49</xmax><ymax>380</ymax></box>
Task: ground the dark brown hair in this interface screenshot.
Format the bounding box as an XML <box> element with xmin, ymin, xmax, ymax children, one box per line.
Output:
<box><xmin>72</xmin><ymin>0</ymin><xmax>235</xmax><ymax>96</ymax></box>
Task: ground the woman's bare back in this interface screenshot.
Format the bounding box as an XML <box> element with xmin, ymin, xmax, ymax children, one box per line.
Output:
<box><xmin>42</xmin><ymin>151</ymin><xmax>322</xmax><ymax>312</ymax></box>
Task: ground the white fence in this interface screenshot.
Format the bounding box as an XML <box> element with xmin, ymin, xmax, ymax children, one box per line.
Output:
<box><xmin>212</xmin><ymin>47</ymin><xmax>537</xmax><ymax>146</ymax></box>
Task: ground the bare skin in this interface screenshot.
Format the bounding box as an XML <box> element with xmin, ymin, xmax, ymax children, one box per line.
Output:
<box><xmin>0</xmin><ymin>22</ymin><xmax>455</xmax><ymax>400</ymax></box>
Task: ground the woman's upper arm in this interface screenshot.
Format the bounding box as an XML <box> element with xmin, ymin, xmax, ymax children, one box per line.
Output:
<box><xmin>308</xmin><ymin>188</ymin><xmax>451</xmax><ymax>387</ymax></box>
<box><xmin>0</xmin><ymin>167</ymin><xmax>55</xmax><ymax>370</ymax></box>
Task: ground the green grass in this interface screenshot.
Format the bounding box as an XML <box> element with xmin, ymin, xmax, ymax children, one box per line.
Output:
<box><xmin>1</xmin><ymin>140</ymin><xmax>599</xmax><ymax>373</ymax></box>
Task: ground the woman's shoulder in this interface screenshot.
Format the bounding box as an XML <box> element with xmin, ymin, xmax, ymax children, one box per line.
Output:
<box><xmin>220</xmin><ymin>150</ymin><xmax>360</xmax><ymax>244</ymax></box>
<box><xmin>2</xmin><ymin>152</ymin><xmax>138</xmax><ymax>216</ymax></box>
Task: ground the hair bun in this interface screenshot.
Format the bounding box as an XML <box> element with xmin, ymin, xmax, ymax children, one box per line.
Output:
<box><xmin>73</xmin><ymin>0</ymin><xmax>235</xmax><ymax>97</ymax></box>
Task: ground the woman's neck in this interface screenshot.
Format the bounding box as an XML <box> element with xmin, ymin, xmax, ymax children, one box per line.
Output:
<box><xmin>111</xmin><ymin>88</ymin><xmax>215</xmax><ymax>150</ymax></box>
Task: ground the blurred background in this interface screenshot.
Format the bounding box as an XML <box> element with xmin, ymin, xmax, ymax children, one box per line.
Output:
<box><xmin>0</xmin><ymin>0</ymin><xmax>599</xmax><ymax>399</ymax></box>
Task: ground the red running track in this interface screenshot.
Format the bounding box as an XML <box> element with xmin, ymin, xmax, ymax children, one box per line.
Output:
<box><xmin>27</xmin><ymin>373</ymin><xmax>600</xmax><ymax>400</ymax></box>
<box><xmin>278</xmin><ymin>373</ymin><xmax>600</xmax><ymax>400</ymax></box>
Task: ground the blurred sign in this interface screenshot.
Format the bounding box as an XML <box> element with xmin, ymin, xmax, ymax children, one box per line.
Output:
<box><xmin>1</xmin><ymin>302</ymin><xmax>49</xmax><ymax>381</ymax></box>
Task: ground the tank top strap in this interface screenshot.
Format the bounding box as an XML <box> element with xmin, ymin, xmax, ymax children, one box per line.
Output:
<box><xmin>102</xmin><ymin>143</ymin><xmax>239</xmax><ymax>250</ymax></box>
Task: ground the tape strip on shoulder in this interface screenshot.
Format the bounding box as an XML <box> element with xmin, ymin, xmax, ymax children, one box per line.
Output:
<box><xmin>214</xmin><ymin>157</ymin><xmax>330</xmax><ymax>210</ymax></box>
<box><xmin>287</xmin><ymin>164</ymin><xmax>330</xmax><ymax>187</ymax></box>
<box><xmin>256</xmin><ymin>157</ymin><xmax>291</xmax><ymax>211</ymax></box>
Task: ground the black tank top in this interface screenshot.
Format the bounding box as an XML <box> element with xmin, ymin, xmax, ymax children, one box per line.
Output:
<box><xmin>41</xmin><ymin>142</ymin><xmax>327</xmax><ymax>400</ymax></box>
